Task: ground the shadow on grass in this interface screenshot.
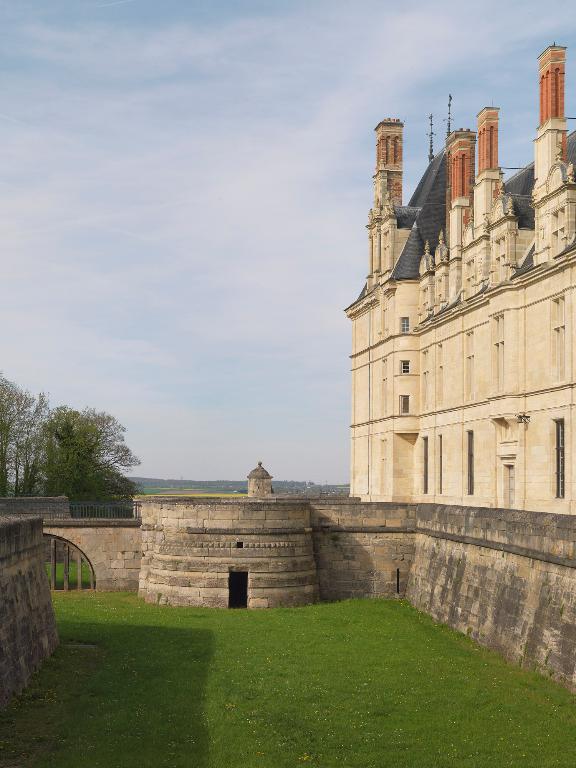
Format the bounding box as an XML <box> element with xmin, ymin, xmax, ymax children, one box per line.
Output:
<box><xmin>0</xmin><ymin>621</ymin><xmax>214</xmax><ymax>768</ymax></box>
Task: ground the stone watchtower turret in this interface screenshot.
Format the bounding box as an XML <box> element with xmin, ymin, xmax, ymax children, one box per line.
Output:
<box><xmin>247</xmin><ymin>462</ymin><xmax>273</xmax><ymax>497</ymax></box>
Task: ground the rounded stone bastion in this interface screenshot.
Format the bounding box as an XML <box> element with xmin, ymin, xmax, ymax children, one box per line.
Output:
<box><xmin>138</xmin><ymin>496</ymin><xmax>318</xmax><ymax>608</ymax></box>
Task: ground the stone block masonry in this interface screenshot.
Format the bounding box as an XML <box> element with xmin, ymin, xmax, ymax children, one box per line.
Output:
<box><xmin>0</xmin><ymin>516</ymin><xmax>58</xmax><ymax>710</ymax></box>
<box><xmin>139</xmin><ymin>497</ymin><xmax>319</xmax><ymax>608</ymax></box>
<box><xmin>407</xmin><ymin>504</ymin><xmax>576</xmax><ymax>690</ymax></box>
<box><xmin>311</xmin><ymin>500</ymin><xmax>415</xmax><ymax>600</ymax></box>
<box><xmin>44</xmin><ymin>519</ymin><xmax>142</xmax><ymax>591</ymax></box>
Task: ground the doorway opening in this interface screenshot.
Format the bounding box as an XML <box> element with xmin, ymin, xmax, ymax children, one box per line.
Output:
<box><xmin>228</xmin><ymin>571</ymin><xmax>248</xmax><ymax>608</ymax></box>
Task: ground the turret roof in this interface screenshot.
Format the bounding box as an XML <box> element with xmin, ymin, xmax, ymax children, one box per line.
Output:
<box><xmin>247</xmin><ymin>462</ymin><xmax>273</xmax><ymax>479</ymax></box>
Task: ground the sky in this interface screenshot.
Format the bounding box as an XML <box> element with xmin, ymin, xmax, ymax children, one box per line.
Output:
<box><xmin>0</xmin><ymin>1</ymin><xmax>575</xmax><ymax>482</ymax></box>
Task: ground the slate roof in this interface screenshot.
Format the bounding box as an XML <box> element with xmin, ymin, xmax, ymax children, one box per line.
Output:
<box><xmin>512</xmin><ymin>243</ymin><xmax>535</xmax><ymax>278</ymax></box>
<box><xmin>351</xmin><ymin>130</ymin><xmax>576</xmax><ymax>299</ymax></box>
<box><xmin>391</xmin><ymin>149</ymin><xmax>446</xmax><ymax>280</ymax></box>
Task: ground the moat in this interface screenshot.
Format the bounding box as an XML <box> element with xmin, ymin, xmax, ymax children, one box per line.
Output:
<box><xmin>1</xmin><ymin>592</ymin><xmax>575</xmax><ymax>768</ymax></box>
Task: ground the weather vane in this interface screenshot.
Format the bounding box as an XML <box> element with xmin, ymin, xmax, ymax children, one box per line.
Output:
<box><xmin>427</xmin><ymin>113</ymin><xmax>435</xmax><ymax>163</ymax></box>
<box><xmin>446</xmin><ymin>94</ymin><xmax>452</xmax><ymax>137</ymax></box>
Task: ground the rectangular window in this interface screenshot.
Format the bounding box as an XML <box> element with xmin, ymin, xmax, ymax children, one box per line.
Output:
<box><xmin>552</xmin><ymin>297</ymin><xmax>566</xmax><ymax>381</ymax></box>
<box><xmin>436</xmin><ymin>344</ymin><xmax>443</xmax><ymax>405</ymax></box>
<box><xmin>505</xmin><ymin>465</ymin><xmax>515</xmax><ymax>508</ymax></box>
<box><xmin>400</xmin><ymin>317</ymin><xmax>410</xmax><ymax>334</ymax></box>
<box><xmin>400</xmin><ymin>360</ymin><xmax>410</xmax><ymax>374</ymax></box>
<box><xmin>467</xmin><ymin>430</ymin><xmax>474</xmax><ymax>495</ymax></box>
<box><xmin>382</xmin><ymin>357</ymin><xmax>388</xmax><ymax>414</ymax></box>
<box><xmin>438</xmin><ymin>435</ymin><xmax>443</xmax><ymax>494</ymax></box>
<box><xmin>465</xmin><ymin>331</ymin><xmax>475</xmax><ymax>400</ymax></box>
<box><xmin>555</xmin><ymin>419</ymin><xmax>565</xmax><ymax>499</ymax></box>
<box><xmin>422</xmin><ymin>350</ymin><xmax>429</xmax><ymax>410</ymax></box>
<box><xmin>400</xmin><ymin>395</ymin><xmax>410</xmax><ymax>415</ymax></box>
<box><xmin>423</xmin><ymin>437</ymin><xmax>429</xmax><ymax>494</ymax></box>
<box><xmin>494</xmin><ymin>314</ymin><xmax>505</xmax><ymax>391</ymax></box>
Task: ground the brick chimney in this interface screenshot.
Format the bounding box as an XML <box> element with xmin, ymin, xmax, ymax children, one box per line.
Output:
<box><xmin>474</xmin><ymin>108</ymin><xmax>501</xmax><ymax>224</ymax></box>
<box><xmin>374</xmin><ymin>118</ymin><xmax>403</xmax><ymax>207</ymax></box>
<box><xmin>446</xmin><ymin>129</ymin><xmax>476</xmax><ymax>299</ymax></box>
<box><xmin>535</xmin><ymin>45</ymin><xmax>567</xmax><ymax>190</ymax></box>
<box><xmin>477</xmin><ymin>107</ymin><xmax>499</xmax><ymax>172</ymax></box>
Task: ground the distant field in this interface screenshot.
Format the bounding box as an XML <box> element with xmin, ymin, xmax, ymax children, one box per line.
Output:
<box><xmin>137</xmin><ymin>487</ymin><xmax>247</xmax><ymax>497</ymax></box>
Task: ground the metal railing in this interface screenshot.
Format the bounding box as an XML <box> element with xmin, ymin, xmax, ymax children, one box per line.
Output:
<box><xmin>69</xmin><ymin>501</ymin><xmax>140</xmax><ymax>520</ymax></box>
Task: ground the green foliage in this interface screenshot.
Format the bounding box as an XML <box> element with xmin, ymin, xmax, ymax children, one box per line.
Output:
<box><xmin>43</xmin><ymin>408</ymin><xmax>139</xmax><ymax>501</ymax></box>
<box><xmin>1</xmin><ymin>595</ymin><xmax>576</xmax><ymax>768</ymax></box>
<box><xmin>0</xmin><ymin>374</ymin><xmax>139</xmax><ymax>499</ymax></box>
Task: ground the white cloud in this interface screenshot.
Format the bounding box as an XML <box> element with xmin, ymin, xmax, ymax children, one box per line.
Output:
<box><xmin>0</xmin><ymin>0</ymin><xmax>575</xmax><ymax>480</ymax></box>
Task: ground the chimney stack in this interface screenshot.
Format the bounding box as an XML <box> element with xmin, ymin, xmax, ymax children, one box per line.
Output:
<box><xmin>477</xmin><ymin>107</ymin><xmax>499</xmax><ymax>172</ymax></box>
<box><xmin>535</xmin><ymin>45</ymin><xmax>567</xmax><ymax>189</ymax></box>
<box><xmin>446</xmin><ymin>129</ymin><xmax>476</xmax><ymax>299</ymax></box>
<box><xmin>374</xmin><ymin>118</ymin><xmax>404</xmax><ymax>207</ymax></box>
<box><xmin>474</xmin><ymin>108</ymin><xmax>501</xmax><ymax>226</ymax></box>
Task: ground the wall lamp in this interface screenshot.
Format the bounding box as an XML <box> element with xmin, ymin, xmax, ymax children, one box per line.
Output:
<box><xmin>517</xmin><ymin>413</ymin><xmax>531</xmax><ymax>424</ymax></box>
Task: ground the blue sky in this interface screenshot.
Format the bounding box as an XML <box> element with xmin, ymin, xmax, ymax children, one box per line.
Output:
<box><xmin>0</xmin><ymin>0</ymin><xmax>575</xmax><ymax>481</ymax></box>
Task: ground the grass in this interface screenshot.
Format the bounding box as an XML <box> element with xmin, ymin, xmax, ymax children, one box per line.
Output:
<box><xmin>44</xmin><ymin>562</ymin><xmax>92</xmax><ymax>590</ymax></box>
<box><xmin>1</xmin><ymin>594</ymin><xmax>576</xmax><ymax>768</ymax></box>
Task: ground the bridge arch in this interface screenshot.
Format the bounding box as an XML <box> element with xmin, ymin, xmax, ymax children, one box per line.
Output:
<box><xmin>42</xmin><ymin>520</ymin><xmax>142</xmax><ymax>592</ymax></box>
<box><xmin>44</xmin><ymin>534</ymin><xmax>96</xmax><ymax>590</ymax></box>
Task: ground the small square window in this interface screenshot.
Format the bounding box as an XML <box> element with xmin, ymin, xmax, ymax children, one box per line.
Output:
<box><xmin>401</xmin><ymin>317</ymin><xmax>410</xmax><ymax>334</ymax></box>
<box><xmin>400</xmin><ymin>395</ymin><xmax>410</xmax><ymax>415</ymax></box>
<box><xmin>401</xmin><ymin>360</ymin><xmax>410</xmax><ymax>374</ymax></box>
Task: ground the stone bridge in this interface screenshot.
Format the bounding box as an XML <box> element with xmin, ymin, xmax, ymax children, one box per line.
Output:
<box><xmin>44</xmin><ymin>519</ymin><xmax>142</xmax><ymax>591</ymax></box>
<box><xmin>0</xmin><ymin>497</ymin><xmax>142</xmax><ymax>592</ymax></box>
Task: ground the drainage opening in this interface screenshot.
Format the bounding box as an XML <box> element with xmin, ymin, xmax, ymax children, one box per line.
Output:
<box><xmin>235</xmin><ymin>541</ymin><xmax>244</xmax><ymax>548</ymax></box>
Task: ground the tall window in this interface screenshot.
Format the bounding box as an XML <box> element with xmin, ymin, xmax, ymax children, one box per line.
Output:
<box><xmin>555</xmin><ymin>419</ymin><xmax>565</xmax><ymax>499</ymax></box>
<box><xmin>436</xmin><ymin>344</ymin><xmax>444</xmax><ymax>405</ymax></box>
<box><xmin>422</xmin><ymin>351</ymin><xmax>429</xmax><ymax>410</ymax></box>
<box><xmin>382</xmin><ymin>357</ymin><xmax>388</xmax><ymax>414</ymax></box>
<box><xmin>465</xmin><ymin>331</ymin><xmax>475</xmax><ymax>400</ymax></box>
<box><xmin>400</xmin><ymin>395</ymin><xmax>410</xmax><ymax>415</ymax></box>
<box><xmin>467</xmin><ymin>430</ymin><xmax>474</xmax><ymax>495</ymax></box>
<box><xmin>400</xmin><ymin>317</ymin><xmax>410</xmax><ymax>334</ymax></box>
<box><xmin>400</xmin><ymin>360</ymin><xmax>410</xmax><ymax>374</ymax></box>
<box><xmin>551</xmin><ymin>208</ymin><xmax>565</xmax><ymax>257</ymax></box>
<box><xmin>552</xmin><ymin>297</ymin><xmax>566</xmax><ymax>381</ymax></box>
<box><xmin>494</xmin><ymin>314</ymin><xmax>505</xmax><ymax>391</ymax></box>
<box><xmin>423</xmin><ymin>437</ymin><xmax>429</xmax><ymax>494</ymax></box>
<box><xmin>438</xmin><ymin>435</ymin><xmax>443</xmax><ymax>494</ymax></box>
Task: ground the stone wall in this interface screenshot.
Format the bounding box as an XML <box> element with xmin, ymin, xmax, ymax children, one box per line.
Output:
<box><xmin>311</xmin><ymin>500</ymin><xmax>415</xmax><ymax>600</ymax></box>
<box><xmin>43</xmin><ymin>520</ymin><xmax>142</xmax><ymax>591</ymax></box>
<box><xmin>139</xmin><ymin>497</ymin><xmax>318</xmax><ymax>608</ymax></box>
<box><xmin>407</xmin><ymin>504</ymin><xmax>576</xmax><ymax>690</ymax></box>
<box><xmin>0</xmin><ymin>496</ymin><xmax>70</xmax><ymax>519</ymax></box>
<box><xmin>0</xmin><ymin>516</ymin><xmax>58</xmax><ymax>709</ymax></box>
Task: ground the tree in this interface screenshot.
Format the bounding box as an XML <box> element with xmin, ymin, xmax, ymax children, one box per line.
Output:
<box><xmin>0</xmin><ymin>375</ymin><xmax>49</xmax><ymax>496</ymax></box>
<box><xmin>43</xmin><ymin>407</ymin><xmax>140</xmax><ymax>500</ymax></box>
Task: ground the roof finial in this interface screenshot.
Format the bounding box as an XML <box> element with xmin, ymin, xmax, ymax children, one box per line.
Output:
<box><xmin>427</xmin><ymin>113</ymin><xmax>435</xmax><ymax>163</ymax></box>
<box><xmin>446</xmin><ymin>94</ymin><xmax>452</xmax><ymax>137</ymax></box>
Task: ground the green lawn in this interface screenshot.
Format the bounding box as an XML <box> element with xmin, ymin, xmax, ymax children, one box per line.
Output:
<box><xmin>1</xmin><ymin>594</ymin><xmax>576</xmax><ymax>768</ymax></box>
<box><xmin>45</xmin><ymin>562</ymin><xmax>93</xmax><ymax>590</ymax></box>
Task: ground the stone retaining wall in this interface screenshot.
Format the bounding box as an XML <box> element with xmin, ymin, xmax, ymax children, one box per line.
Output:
<box><xmin>0</xmin><ymin>516</ymin><xmax>58</xmax><ymax>709</ymax></box>
<box><xmin>310</xmin><ymin>500</ymin><xmax>415</xmax><ymax>599</ymax></box>
<box><xmin>407</xmin><ymin>504</ymin><xmax>576</xmax><ymax>690</ymax></box>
